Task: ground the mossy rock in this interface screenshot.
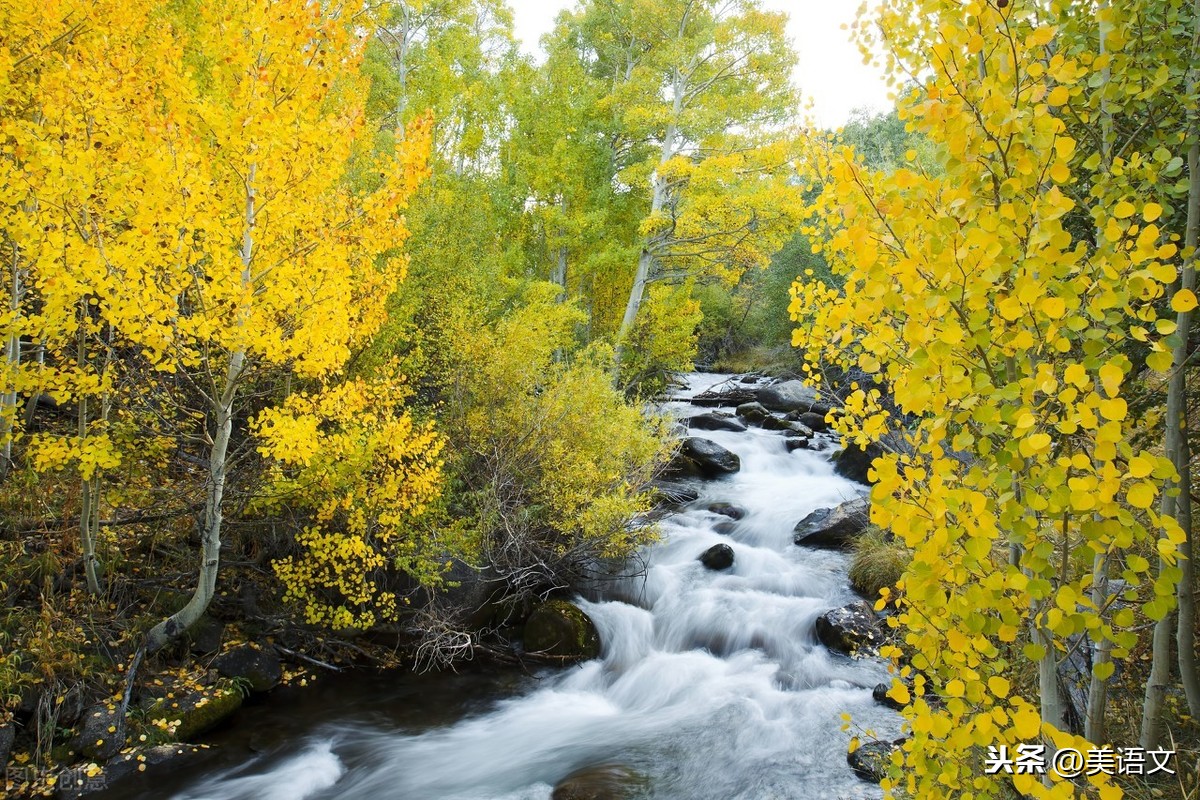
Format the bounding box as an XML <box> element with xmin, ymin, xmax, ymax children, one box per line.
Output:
<box><xmin>524</xmin><ymin>600</ymin><xmax>601</xmax><ymax>661</ymax></box>
<box><xmin>150</xmin><ymin>683</ymin><xmax>243</xmax><ymax>742</ymax></box>
<box><xmin>74</xmin><ymin>704</ymin><xmax>125</xmax><ymax>761</ymax></box>
<box><xmin>552</xmin><ymin>764</ymin><xmax>647</xmax><ymax>800</ymax></box>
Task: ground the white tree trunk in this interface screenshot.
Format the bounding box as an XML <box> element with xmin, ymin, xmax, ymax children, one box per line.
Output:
<box><xmin>146</xmin><ymin>165</ymin><xmax>254</xmax><ymax>651</ymax></box>
<box><xmin>1085</xmin><ymin>552</ymin><xmax>1112</xmax><ymax>743</ymax></box>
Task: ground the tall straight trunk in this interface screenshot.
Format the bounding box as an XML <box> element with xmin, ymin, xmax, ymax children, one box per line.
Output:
<box><xmin>146</xmin><ymin>165</ymin><xmax>254</xmax><ymax>652</ymax></box>
<box><xmin>1</xmin><ymin>248</ymin><xmax>22</xmax><ymax>478</ymax></box>
<box><xmin>1174</xmin><ymin>0</ymin><xmax>1200</xmax><ymax>717</ymax></box>
<box><xmin>1085</xmin><ymin>552</ymin><xmax>1112</xmax><ymax>743</ymax></box>
<box><xmin>614</xmin><ymin>68</ymin><xmax>684</xmax><ymax>377</ymax></box>
<box><xmin>77</xmin><ymin>305</ymin><xmax>101</xmax><ymax>595</ymax></box>
<box><xmin>1142</xmin><ymin>0</ymin><xmax>1200</xmax><ymax>743</ymax></box>
<box><xmin>552</xmin><ymin>197</ymin><xmax>568</xmax><ymax>299</ymax></box>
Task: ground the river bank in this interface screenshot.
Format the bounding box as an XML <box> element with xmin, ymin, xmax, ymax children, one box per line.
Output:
<box><xmin>69</xmin><ymin>372</ymin><xmax>903</xmax><ymax>800</ymax></box>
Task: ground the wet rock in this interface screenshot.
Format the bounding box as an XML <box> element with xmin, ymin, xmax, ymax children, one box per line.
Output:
<box><xmin>552</xmin><ymin>764</ymin><xmax>646</xmax><ymax>800</ymax></box>
<box><xmin>848</xmin><ymin>739</ymin><xmax>904</xmax><ymax>783</ymax></box>
<box><xmin>675</xmin><ymin>438</ymin><xmax>740</xmax><ymax>479</ymax></box>
<box><xmin>816</xmin><ymin>601</ymin><xmax>885</xmax><ymax>656</ymax></box>
<box><xmin>739</xmin><ymin>375</ymin><xmax>759</xmax><ymax>384</ymax></box>
<box><xmin>650</xmin><ymin>481</ymin><xmax>700</xmax><ymax>505</ymax></box>
<box><xmin>735</xmin><ymin>401</ymin><xmax>771</xmax><ymax>424</ymax></box>
<box><xmin>699</xmin><ymin>543</ymin><xmax>735</xmax><ymax>570</ymax></box>
<box><xmin>55</xmin><ymin>745</ymin><xmax>197</xmax><ymax>799</ymax></box>
<box><xmin>187</xmin><ymin>614</ymin><xmax>224</xmax><ymax>656</ymax></box>
<box><xmin>795</xmin><ymin>411</ymin><xmax>830</xmax><ymax>432</ymax></box>
<box><xmin>833</xmin><ymin>442</ymin><xmax>885</xmax><ymax>485</ymax></box>
<box><xmin>686</xmin><ymin>412</ymin><xmax>747</xmax><ymax>433</ymax></box>
<box><xmin>873</xmin><ymin>682</ymin><xmax>907</xmax><ymax>711</ymax></box>
<box><xmin>74</xmin><ymin>704</ymin><xmax>125</xmax><ymax>761</ymax></box>
<box><xmin>152</xmin><ymin>684</ymin><xmax>244</xmax><ymax>741</ymax></box>
<box><xmin>524</xmin><ymin>600</ymin><xmax>601</xmax><ymax>661</ymax></box>
<box><xmin>713</xmin><ymin>520</ymin><xmax>737</xmax><ymax>535</ymax></box>
<box><xmin>784</xmin><ymin>436</ymin><xmax>809</xmax><ymax>453</ymax></box>
<box><xmin>213</xmin><ymin>644</ymin><xmax>282</xmax><ymax>693</ymax></box>
<box><xmin>707</xmin><ymin>503</ymin><xmax>746</xmax><ymax>520</ymax></box>
<box><xmin>0</xmin><ymin>720</ymin><xmax>14</xmax><ymax>767</ymax></box>
<box><xmin>756</xmin><ymin>380</ymin><xmax>832</xmax><ymax>415</ymax></box>
<box><xmin>793</xmin><ymin>497</ymin><xmax>871</xmax><ymax>550</ymax></box>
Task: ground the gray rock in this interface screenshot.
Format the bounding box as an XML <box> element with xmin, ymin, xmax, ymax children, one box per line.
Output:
<box><xmin>650</xmin><ymin>481</ymin><xmax>700</xmax><ymax>505</ymax></box>
<box><xmin>834</xmin><ymin>442</ymin><xmax>884</xmax><ymax>485</ymax></box>
<box><xmin>848</xmin><ymin>739</ymin><xmax>904</xmax><ymax>783</ymax></box>
<box><xmin>816</xmin><ymin>601</ymin><xmax>885</xmax><ymax>656</ymax></box>
<box><xmin>678</xmin><ymin>438</ymin><xmax>740</xmax><ymax>478</ymax></box>
<box><xmin>796</xmin><ymin>411</ymin><xmax>830</xmax><ymax>432</ymax></box>
<box><xmin>0</xmin><ymin>721</ymin><xmax>13</xmax><ymax>768</ymax></box>
<box><xmin>713</xmin><ymin>520</ymin><xmax>737</xmax><ymax>535</ymax></box>
<box><xmin>699</xmin><ymin>544</ymin><xmax>735</xmax><ymax>570</ymax></box>
<box><xmin>524</xmin><ymin>600</ymin><xmax>601</xmax><ymax>661</ymax></box>
<box><xmin>686</xmin><ymin>412</ymin><xmax>748</xmax><ymax>433</ymax></box>
<box><xmin>74</xmin><ymin>704</ymin><xmax>125</xmax><ymax>761</ymax></box>
<box><xmin>785</xmin><ymin>436</ymin><xmax>809</xmax><ymax>453</ymax></box>
<box><xmin>793</xmin><ymin>497</ymin><xmax>871</xmax><ymax>550</ymax></box>
<box><xmin>707</xmin><ymin>503</ymin><xmax>747</xmax><ymax>520</ymax></box>
<box><xmin>756</xmin><ymin>380</ymin><xmax>832</xmax><ymax>414</ymax></box>
<box><xmin>213</xmin><ymin>644</ymin><xmax>282</xmax><ymax>693</ymax></box>
<box><xmin>735</xmin><ymin>401</ymin><xmax>771</xmax><ymax>424</ymax></box>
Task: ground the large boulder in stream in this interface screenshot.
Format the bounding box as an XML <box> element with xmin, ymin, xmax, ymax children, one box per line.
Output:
<box><xmin>793</xmin><ymin>497</ymin><xmax>871</xmax><ymax>550</ymax></box>
<box><xmin>524</xmin><ymin>600</ymin><xmax>601</xmax><ymax>661</ymax></box>
<box><xmin>213</xmin><ymin>643</ymin><xmax>282</xmax><ymax>693</ymax></box>
<box><xmin>686</xmin><ymin>412</ymin><xmax>747</xmax><ymax>433</ymax></box>
<box><xmin>677</xmin><ymin>438</ymin><xmax>740</xmax><ymax>479</ymax></box>
<box><xmin>699</xmin><ymin>543</ymin><xmax>735</xmax><ymax>570</ymax></box>
<box><xmin>815</xmin><ymin>601</ymin><xmax>885</xmax><ymax>657</ymax></box>
<box><xmin>833</xmin><ymin>442</ymin><xmax>885</xmax><ymax>485</ymax></box>
<box><xmin>756</xmin><ymin>380</ymin><xmax>832</xmax><ymax>415</ymax></box>
<box><xmin>552</xmin><ymin>764</ymin><xmax>647</xmax><ymax>800</ymax></box>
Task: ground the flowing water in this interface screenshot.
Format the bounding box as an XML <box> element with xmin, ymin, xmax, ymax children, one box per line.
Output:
<box><xmin>105</xmin><ymin>373</ymin><xmax>900</xmax><ymax>800</ymax></box>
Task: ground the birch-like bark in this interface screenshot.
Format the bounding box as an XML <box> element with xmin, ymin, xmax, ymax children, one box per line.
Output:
<box><xmin>1085</xmin><ymin>552</ymin><xmax>1112</xmax><ymax>743</ymax></box>
<box><xmin>146</xmin><ymin>165</ymin><xmax>254</xmax><ymax>652</ymax></box>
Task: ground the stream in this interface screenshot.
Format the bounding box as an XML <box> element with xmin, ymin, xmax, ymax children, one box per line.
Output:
<box><xmin>102</xmin><ymin>372</ymin><xmax>901</xmax><ymax>800</ymax></box>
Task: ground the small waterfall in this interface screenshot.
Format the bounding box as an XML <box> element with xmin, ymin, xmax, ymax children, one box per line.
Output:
<box><xmin>156</xmin><ymin>373</ymin><xmax>901</xmax><ymax>800</ymax></box>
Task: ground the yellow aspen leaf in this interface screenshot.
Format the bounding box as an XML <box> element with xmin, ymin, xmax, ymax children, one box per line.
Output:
<box><xmin>1012</xmin><ymin>706</ymin><xmax>1041</xmax><ymax>739</ymax></box>
<box><xmin>1147</xmin><ymin>349</ymin><xmax>1174</xmax><ymax>371</ymax></box>
<box><xmin>1113</xmin><ymin>201</ymin><xmax>1135</xmax><ymax>219</ymax></box>
<box><xmin>1098</xmin><ymin>398</ymin><xmax>1127</xmax><ymax>421</ymax></box>
<box><xmin>1128</xmin><ymin>455</ymin><xmax>1154</xmax><ymax>478</ymax></box>
<box><xmin>1046</xmin><ymin>86</ymin><xmax>1069</xmax><ymax>106</ymax></box>
<box><xmin>1098</xmin><ymin>362</ymin><xmax>1123</xmax><ymax>397</ymax></box>
<box><xmin>1143</xmin><ymin>202</ymin><xmax>1163</xmax><ymax>222</ymax></box>
<box><xmin>1171</xmin><ymin>288</ymin><xmax>1198</xmax><ymax>312</ymax></box>
<box><xmin>987</xmin><ymin>676</ymin><xmax>1010</xmax><ymax>698</ymax></box>
<box><xmin>1127</xmin><ymin>482</ymin><xmax>1156</xmax><ymax>509</ymax></box>
<box><xmin>1041</xmin><ymin>297</ymin><xmax>1066</xmax><ymax>318</ymax></box>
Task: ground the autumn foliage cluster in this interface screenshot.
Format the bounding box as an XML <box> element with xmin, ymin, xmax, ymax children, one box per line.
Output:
<box><xmin>791</xmin><ymin>0</ymin><xmax>1200</xmax><ymax>797</ymax></box>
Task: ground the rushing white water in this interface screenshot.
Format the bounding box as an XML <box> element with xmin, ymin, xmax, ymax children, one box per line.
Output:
<box><xmin>167</xmin><ymin>373</ymin><xmax>900</xmax><ymax>800</ymax></box>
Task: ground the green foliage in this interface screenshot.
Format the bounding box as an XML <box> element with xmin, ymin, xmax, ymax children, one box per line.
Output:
<box><xmin>443</xmin><ymin>282</ymin><xmax>669</xmax><ymax>589</ymax></box>
<box><xmin>619</xmin><ymin>283</ymin><xmax>704</xmax><ymax>395</ymax></box>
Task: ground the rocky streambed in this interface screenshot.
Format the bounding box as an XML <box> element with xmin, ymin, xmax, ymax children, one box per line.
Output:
<box><xmin>96</xmin><ymin>372</ymin><xmax>903</xmax><ymax>800</ymax></box>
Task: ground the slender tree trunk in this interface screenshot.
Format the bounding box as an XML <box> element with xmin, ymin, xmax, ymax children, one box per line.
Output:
<box><xmin>1</xmin><ymin>248</ymin><xmax>23</xmax><ymax>478</ymax></box>
<box><xmin>146</xmin><ymin>165</ymin><xmax>254</xmax><ymax>652</ymax></box>
<box><xmin>1085</xmin><ymin>552</ymin><xmax>1112</xmax><ymax>743</ymax></box>
<box><xmin>1143</xmin><ymin>0</ymin><xmax>1200</xmax><ymax>741</ymax></box>
<box><xmin>1174</xmin><ymin>0</ymin><xmax>1200</xmax><ymax>716</ymax></box>
<box><xmin>552</xmin><ymin>197</ymin><xmax>568</xmax><ymax>299</ymax></box>
<box><xmin>77</xmin><ymin>306</ymin><xmax>101</xmax><ymax>595</ymax></box>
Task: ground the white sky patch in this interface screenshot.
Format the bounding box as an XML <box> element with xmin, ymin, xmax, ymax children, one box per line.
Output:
<box><xmin>509</xmin><ymin>0</ymin><xmax>893</xmax><ymax>129</ymax></box>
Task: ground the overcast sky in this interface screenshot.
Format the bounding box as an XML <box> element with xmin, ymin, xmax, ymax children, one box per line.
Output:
<box><xmin>509</xmin><ymin>0</ymin><xmax>893</xmax><ymax>129</ymax></box>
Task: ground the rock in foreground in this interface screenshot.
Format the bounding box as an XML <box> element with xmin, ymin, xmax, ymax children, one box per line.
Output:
<box><xmin>793</xmin><ymin>497</ymin><xmax>871</xmax><ymax>550</ymax></box>
<box><xmin>699</xmin><ymin>543</ymin><xmax>735</xmax><ymax>570</ymax></box>
<box><xmin>524</xmin><ymin>600</ymin><xmax>601</xmax><ymax>661</ymax></box>
<box><xmin>756</xmin><ymin>380</ymin><xmax>832</xmax><ymax>415</ymax></box>
<box><xmin>815</xmin><ymin>601</ymin><xmax>885</xmax><ymax>656</ymax></box>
